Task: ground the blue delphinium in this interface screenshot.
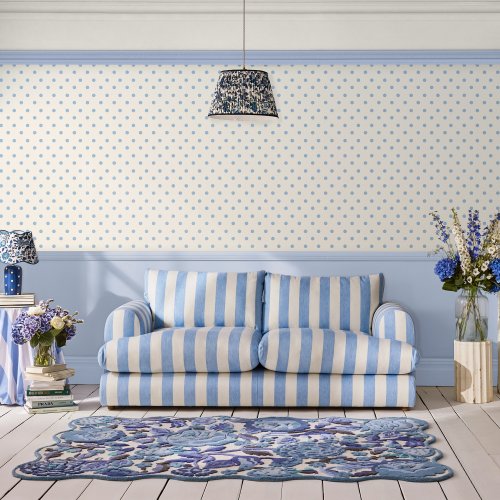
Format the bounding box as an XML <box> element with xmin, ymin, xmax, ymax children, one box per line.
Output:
<box><xmin>466</xmin><ymin>208</ymin><xmax>481</xmax><ymax>260</ymax></box>
<box><xmin>490</xmin><ymin>259</ymin><xmax>500</xmax><ymax>292</ymax></box>
<box><xmin>434</xmin><ymin>257</ymin><xmax>459</xmax><ymax>282</ymax></box>
<box><xmin>430</xmin><ymin>212</ymin><xmax>450</xmax><ymax>244</ymax></box>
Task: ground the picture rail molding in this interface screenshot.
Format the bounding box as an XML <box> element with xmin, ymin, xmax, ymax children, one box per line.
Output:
<box><xmin>1</xmin><ymin>50</ymin><xmax>500</xmax><ymax>65</ymax></box>
<box><xmin>36</xmin><ymin>251</ymin><xmax>441</xmax><ymax>262</ymax></box>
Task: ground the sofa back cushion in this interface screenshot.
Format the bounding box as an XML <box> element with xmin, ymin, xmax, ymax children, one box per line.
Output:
<box><xmin>263</xmin><ymin>273</ymin><xmax>383</xmax><ymax>334</ymax></box>
<box><xmin>145</xmin><ymin>270</ymin><xmax>265</xmax><ymax>330</ymax></box>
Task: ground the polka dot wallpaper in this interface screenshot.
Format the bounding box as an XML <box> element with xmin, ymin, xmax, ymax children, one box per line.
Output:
<box><xmin>0</xmin><ymin>64</ymin><xmax>498</xmax><ymax>251</ymax></box>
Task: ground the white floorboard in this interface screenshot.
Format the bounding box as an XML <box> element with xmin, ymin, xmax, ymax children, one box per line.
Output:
<box><xmin>238</xmin><ymin>477</ymin><xmax>282</xmax><ymax>500</ymax></box>
<box><xmin>418</xmin><ymin>386</ymin><xmax>499</xmax><ymax>500</ymax></box>
<box><xmin>1</xmin><ymin>386</ymin><xmax>500</xmax><ymax>499</ymax></box>
<box><xmin>0</xmin><ymin>385</ymin><xmax>100</xmax><ymax>499</ymax></box>
<box><xmin>408</xmin><ymin>395</ymin><xmax>479</xmax><ymax>500</ymax></box>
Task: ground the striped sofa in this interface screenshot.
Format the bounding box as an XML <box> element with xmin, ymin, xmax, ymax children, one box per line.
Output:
<box><xmin>98</xmin><ymin>270</ymin><xmax>419</xmax><ymax>408</ymax></box>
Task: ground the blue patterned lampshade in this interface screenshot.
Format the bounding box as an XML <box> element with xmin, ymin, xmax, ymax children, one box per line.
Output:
<box><xmin>208</xmin><ymin>69</ymin><xmax>278</xmax><ymax>118</ymax></box>
<box><xmin>0</xmin><ymin>230</ymin><xmax>38</xmax><ymax>295</ymax></box>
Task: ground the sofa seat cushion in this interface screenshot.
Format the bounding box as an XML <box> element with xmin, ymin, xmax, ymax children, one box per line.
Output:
<box><xmin>98</xmin><ymin>326</ymin><xmax>261</xmax><ymax>374</ymax></box>
<box><xmin>258</xmin><ymin>328</ymin><xmax>419</xmax><ymax>375</ymax></box>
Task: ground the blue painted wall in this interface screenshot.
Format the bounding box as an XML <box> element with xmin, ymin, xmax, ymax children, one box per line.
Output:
<box><xmin>21</xmin><ymin>251</ymin><xmax>499</xmax><ymax>386</ymax></box>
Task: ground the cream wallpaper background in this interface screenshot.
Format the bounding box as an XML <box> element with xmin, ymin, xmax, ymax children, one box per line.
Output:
<box><xmin>0</xmin><ymin>64</ymin><xmax>498</xmax><ymax>251</ymax></box>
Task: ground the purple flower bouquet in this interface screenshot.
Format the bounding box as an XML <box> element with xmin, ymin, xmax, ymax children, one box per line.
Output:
<box><xmin>12</xmin><ymin>299</ymin><xmax>83</xmax><ymax>366</ymax></box>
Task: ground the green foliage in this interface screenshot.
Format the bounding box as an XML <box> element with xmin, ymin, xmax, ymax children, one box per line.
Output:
<box><xmin>56</xmin><ymin>332</ymin><xmax>67</xmax><ymax>348</ymax></box>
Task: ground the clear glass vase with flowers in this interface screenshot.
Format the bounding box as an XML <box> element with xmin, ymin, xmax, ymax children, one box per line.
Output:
<box><xmin>11</xmin><ymin>300</ymin><xmax>83</xmax><ymax>366</ymax></box>
<box><xmin>430</xmin><ymin>209</ymin><xmax>500</xmax><ymax>342</ymax></box>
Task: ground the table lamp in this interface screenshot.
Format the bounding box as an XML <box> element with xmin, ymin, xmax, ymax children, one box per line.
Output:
<box><xmin>0</xmin><ymin>230</ymin><xmax>39</xmax><ymax>295</ymax></box>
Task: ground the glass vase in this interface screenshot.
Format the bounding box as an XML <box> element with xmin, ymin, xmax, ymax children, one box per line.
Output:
<box><xmin>455</xmin><ymin>288</ymin><xmax>488</xmax><ymax>342</ymax></box>
<box><xmin>33</xmin><ymin>342</ymin><xmax>56</xmax><ymax>367</ymax></box>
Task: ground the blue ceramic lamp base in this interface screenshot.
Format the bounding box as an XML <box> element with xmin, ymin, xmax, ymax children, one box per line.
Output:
<box><xmin>4</xmin><ymin>265</ymin><xmax>22</xmax><ymax>295</ymax></box>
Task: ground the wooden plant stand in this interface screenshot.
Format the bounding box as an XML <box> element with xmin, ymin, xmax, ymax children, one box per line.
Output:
<box><xmin>454</xmin><ymin>340</ymin><xmax>493</xmax><ymax>404</ymax></box>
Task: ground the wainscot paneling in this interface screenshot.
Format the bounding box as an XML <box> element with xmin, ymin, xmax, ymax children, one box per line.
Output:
<box><xmin>23</xmin><ymin>251</ymin><xmax>499</xmax><ymax>386</ymax></box>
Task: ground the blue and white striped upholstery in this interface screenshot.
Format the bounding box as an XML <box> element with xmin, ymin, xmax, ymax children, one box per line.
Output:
<box><xmin>104</xmin><ymin>300</ymin><xmax>153</xmax><ymax>342</ymax></box>
<box><xmin>258</xmin><ymin>328</ymin><xmax>418</xmax><ymax>375</ymax></box>
<box><xmin>98</xmin><ymin>326</ymin><xmax>260</xmax><ymax>373</ymax></box>
<box><xmin>100</xmin><ymin>370</ymin><xmax>415</xmax><ymax>407</ymax></box>
<box><xmin>100</xmin><ymin>271</ymin><xmax>418</xmax><ymax>408</ymax></box>
<box><xmin>372</xmin><ymin>303</ymin><xmax>416</xmax><ymax>346</ymax></box>
<box><xmin>145</xmin><ymin>270</ymin><xmax>265</xmax><ymax>331</ymax></box>
<box><xmin>263</xmin><ymin>273</ymin><xmax>383</xmax><ymax>334</ymax></box>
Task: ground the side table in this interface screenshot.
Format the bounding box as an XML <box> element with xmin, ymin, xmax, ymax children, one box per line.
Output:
<box><xmin>0</xmin><ymin>307</ymin><xmax>33</xmax><ymax>405</ymax></box>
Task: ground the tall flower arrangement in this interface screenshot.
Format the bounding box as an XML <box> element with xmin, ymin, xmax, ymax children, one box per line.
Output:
<box><xmin>430</xmin><ymin>209</ymin><xmax>500</xmax><ymax>341</ymax></box>
<box><xmin>12</xmin><ymin>299</ymin><xmax>83</xmax><ymax>366</ymax></box>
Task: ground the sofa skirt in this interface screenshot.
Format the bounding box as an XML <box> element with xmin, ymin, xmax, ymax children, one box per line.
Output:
<box><xmin>100</xmin><ymin>369</ymin><xmax>416</xmax><ymax>408</ymax></box>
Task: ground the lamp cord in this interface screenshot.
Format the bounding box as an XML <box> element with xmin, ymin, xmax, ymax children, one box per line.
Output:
<box><xmin>243</xmin><ymin>0</ymin><xmax>246</xmax><ymax>69</ymax></box>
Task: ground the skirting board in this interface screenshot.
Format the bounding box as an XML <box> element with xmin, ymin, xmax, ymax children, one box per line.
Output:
<box><xmin>66</xmin><ymin>355</ymin><xmax>499</xmax><ymax>387</ymax></box>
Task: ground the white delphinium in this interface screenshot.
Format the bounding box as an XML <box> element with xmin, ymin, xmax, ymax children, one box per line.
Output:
<box><xmin>451</xmin><ymin>209</ymin><xmax>472</xmax><ymax>276</ymax></box>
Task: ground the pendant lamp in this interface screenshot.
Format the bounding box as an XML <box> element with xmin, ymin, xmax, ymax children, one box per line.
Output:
<box><xmin>208</xmin><ymin>0</ymin><xmax>278</xmax><ymax>118</ymax></box>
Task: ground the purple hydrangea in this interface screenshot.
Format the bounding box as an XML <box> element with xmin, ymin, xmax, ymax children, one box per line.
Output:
<box><xmin>434</xmin><ymin>257</ymin><xmax>459</xmax><ymax>282</ymax></box>
<box><xmin>11</xmin><ymin>313</ymin><xmax>41</xmax><ymax>345</ymax></box>
<box><xmin>65</xmin><ymin>324</ymin><xmax>77</xmax><ymax>341</ymax></box>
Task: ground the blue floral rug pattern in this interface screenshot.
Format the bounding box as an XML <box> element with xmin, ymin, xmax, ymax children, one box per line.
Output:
<box><xmin>13</xmin><ymin>415</ymin><xmax>453</xmax><ymax>482</ymax></box>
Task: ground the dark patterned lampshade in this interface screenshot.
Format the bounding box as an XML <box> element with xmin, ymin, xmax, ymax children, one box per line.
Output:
<box><xmin>0</xmin><ymin>230</ymin><xmax>39</xmax><ymax>265</ymax></box>
<box><xmin>208</xmin><ymin>69</ymin><xmax>278</xmax><ymax>118</ymax></box>
<box><xmin>0</xmin><ymin>230</ymin><xmax>38</xmax><ymax>295</ymax></box>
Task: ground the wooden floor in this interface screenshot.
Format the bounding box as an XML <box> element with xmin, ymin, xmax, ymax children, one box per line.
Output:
<box><xmin>1</xmin><ymin>386</ymin><xmax>500</xmax><ymax>500</ymax></box>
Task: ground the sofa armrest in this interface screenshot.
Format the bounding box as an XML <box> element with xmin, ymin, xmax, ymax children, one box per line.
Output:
<box><xmin>104</xmin><ymin>300</ymin><xmax>153</xmax><ymax>342</ymax></box>
<box><xmin>372</xmin><ymin>302</ymin><xmax>416</xmax><ymax>346</ymax></box>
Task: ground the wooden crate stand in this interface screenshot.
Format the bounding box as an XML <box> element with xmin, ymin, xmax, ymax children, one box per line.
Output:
<box><xmin>454</xmin><ymin>340</ymin><xmax>493</xmax><ymax>404</ymax></box>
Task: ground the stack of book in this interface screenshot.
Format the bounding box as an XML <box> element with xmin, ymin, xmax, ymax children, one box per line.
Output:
<box><xmin>24</xmin><ymin>364</ymin><xmax>78</xmax><ymax>414</ymax></box>
<box><xmin>0</xmin><ymin>293</ymin><xmax>35</xmax><ymax>308</ymax></box>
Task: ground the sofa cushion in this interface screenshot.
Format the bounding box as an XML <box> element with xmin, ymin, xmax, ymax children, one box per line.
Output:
<box><xmin>145</xmin><ymin>270</ymin><xmax>265</xmax><ymax>330</ymax></box>
<box><xmin>98</xmin><ymin>326</ymin><xmax>261</xmax><ymax>374</ymax></box>
<box><xmin>100</xmin><ymin>370</ymin><xmax>416</xmax><ymax>408</ymax></box>
<box><xmin>263</xmin><ymin>273</ymin><xmax>383</xmax><ymax>334</ymax></box>
<box><xmin>258</xmin><ymin>328</ymin><xmax>418</xmax><ymax>375</ymax></box>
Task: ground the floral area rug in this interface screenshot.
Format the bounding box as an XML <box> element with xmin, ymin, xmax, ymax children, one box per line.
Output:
<box><xmin>13</xmin><ymin>415</ymin><xmax>453</xmax><ymax>482</ymax></box>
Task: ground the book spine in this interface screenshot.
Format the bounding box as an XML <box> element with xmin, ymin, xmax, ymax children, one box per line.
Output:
<box><xmin>25</xmin><ymin>371</ymin><xmax>74</xmax><ymax>381</ymax></box>
<box><xmin>25</xmin><ymin>364</ymin><xmax>66</xmax><ymax>374</ymax></box>
<box><xmin>26</xmin><ymin>389</ymin><xmax>70</xmax><ymax>396</ymax></box>
<box><xmin>27</xmin><ymin>400</ymin><xmax>75</xmax><ymax>409</ymax></box>
<box><xmin>24</xmin><ymin>405</ymin><xmax>79</xmax><ymax>414</ymax></box>
<box><xmin>27</xmin><ymin>394</ymin><xmax>73</xmax><ymax>402</ymax></box>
